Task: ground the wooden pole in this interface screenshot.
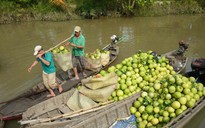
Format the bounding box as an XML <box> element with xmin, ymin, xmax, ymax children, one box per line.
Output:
<box><xmin>20</xmin><ymin>100</ymin><xmax>114</xmax><ymax>125</ymax></box>
<box><xmin>45</xmin><ymin>35</ymin><xmax>73</xmax><ymax>53</ymax></box>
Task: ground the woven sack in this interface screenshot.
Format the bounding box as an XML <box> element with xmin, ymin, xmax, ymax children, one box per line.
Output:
<box><xmin>79</xmin><ymin>84</ymin><xmax>117</xmax><ymax>102</ymax></box>
<box><xmin>66</xmin><ymin>89</ymin><xmax>81</xmax><ymax>111</ymax></box>
<box><xmin>82</xmin><ymin>73</ymin><xmax>118</xmax><ymax>90</ymax></box>
<box><xmin>101</xmin><ymin>53</ymin><xmax>110</xmax><ymax>66</ymax></box>
<box><xmin>79</xmin><ymin>93</ymin><xmax>97</xmax><ymax>109</ymax></box>
<box><xmin>53</xmin><ymin>50</ymin><xmax>72</xmax><ymax>71</ymax></box>
<box><xmin>85</xmin><ymin>57</ymin><xmax>102</xmax><ymax>72</ymax></box>
<box><xmin>81</xmin><ymin>72</ymin><xmax>116</xmax><ymax>83</ymax></box>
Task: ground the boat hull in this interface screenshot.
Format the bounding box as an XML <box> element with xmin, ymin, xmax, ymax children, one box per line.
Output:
<box><xmin>0</xmin><ymin>44</ymin><xmax>119</xmax><ymax>121</ymax></box>
<box><xmin>21</xmin><ymin>92</ymin><xmax>141</xmax><ymax>128</ymax></box>
<box><xmin>161</xmin><ymin>50</ymin><xmax>188</xmax><ymax>74</ymax></box>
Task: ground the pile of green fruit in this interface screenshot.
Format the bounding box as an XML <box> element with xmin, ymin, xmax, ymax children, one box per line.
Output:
<box><xmin>52</xmin><ymin>46</ymin><xmax>70</xmax><ymax>54</ymax></box>
<box><xmin>98</xmin><ymin>50</ymin><xmax>205</xmax><ymax>128</ymax></box>
<box><xmin>85</xmin><ymin>49</ymin><xmax>110</xmax><ymax>60</ymax></box>
<box><xmin>131</xmin><ymin>75</ymin><xmax>204</xmax><ymax>128</ymax></box>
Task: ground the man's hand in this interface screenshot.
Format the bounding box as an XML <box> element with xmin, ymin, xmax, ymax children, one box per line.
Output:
<box><xmin>28</xmin><ymin>60</ymin><xmax>38</xmax><ymax>73</ymax></box>
<box><xmin>28</xmin><ymin>67</ymin><xmax>32</xmax><ymax>72</ymax></box>
<box><xmin>70</xmin><ymin>43</ymin><xmax>75</xmax><ymax>47</ymax></box>
<box><xmin>64</xmin><ymin>42</ymin><xmax>70</xmax><ymax>47</ymax></box>
<box><xmin>36</xmin><ymin>51</ymin><xmax>44</xmax><ymax>59</ymax></box>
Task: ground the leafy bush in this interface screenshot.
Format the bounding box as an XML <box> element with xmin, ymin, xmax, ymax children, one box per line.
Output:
<box><xmin>32</xmin><ymin>1</ymin><xmax>58</xmax><ymax>13</ymax></box>
<box><xmin>0</xmin><ymin>1</ymin><xmax>16</xmax><ymax>12</ymax></box>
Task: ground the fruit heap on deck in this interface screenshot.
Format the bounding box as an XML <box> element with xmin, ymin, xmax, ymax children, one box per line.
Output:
<box><xmin>85</xmin><ymin>49</ymin><xmax>110</xmax><ymax>60</ymax></box>
<box><xmin>97</xmin><ymin>50</ymin><xmax>205</xmax><ymax>128</ymax></box>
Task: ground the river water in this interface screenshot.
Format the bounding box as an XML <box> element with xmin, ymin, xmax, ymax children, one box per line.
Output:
<box><xmin>1</xmin><ymin>14</ymin><xmax>205</xmax><ymax>128</ymax></box>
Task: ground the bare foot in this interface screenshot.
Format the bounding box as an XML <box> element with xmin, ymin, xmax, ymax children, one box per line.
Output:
<box><xmin>58</xmin><ymin>85</ymin><xmax>63</xmax><ymax>93</ymax></box>
<box><xmin>47</xmin><ymin>94</ymin><xmax>55</xmax><ymax>97</ymax></box>
<box><xmin>83</xmin><ymin>73</ymin><xmax>87</xmax><ymax>78</ymax></box>
<box><xmin>70</xmin><ymin>77</ymin><xmax>79</xmax><ymax>81</ymax></box>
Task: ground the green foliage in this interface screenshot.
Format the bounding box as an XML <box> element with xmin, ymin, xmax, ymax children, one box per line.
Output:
<box><xmin>196</xmin><ymin>0</ymin><xmax>205</xmax><ymax>8</ymax></box>
<box><xmin>136</xmin><ymin>0</ymin><xmax>203</xmax><ymax>16</ymax></box>
<box><xmin>74</xmin><ymin>0</ymin><xmax>118</xmax><ymax>18</ymax></box>
<box><xmin>174</xmin><ymin>0</ymin><xmax>203</xmax><ymax>14</ymax></box>
<box><xmin>174</xmin><ymin>0</ymin><xmax>205</xmax><ymax>7</ymax></box>
<box><xmin>0</xmin><ymin>1</ymin><xmax>16</xmax><ymax>12</ymax></box>
<box><xmin>0</xmin><ymin>0</ymin><xmax>204</xmax><ymax>24</ymax></box>
<box><xmin>17</xmin><ymin>0</ymin><xmax>32</xmax><ymax>7</ymax></box>
<box><xmin>32</xmin><ymin>1</ymin><xmax>58</xmax><ymax>13</ymax></box>
<box><xmin>136</xmin><ymin>0</ymin><xmax>156</xmax><ymax>7</ymax></box>
<box><xmin>120</xmin><ymin>0</ymin><xmax>136</xmax><ymax>16</ymax></box>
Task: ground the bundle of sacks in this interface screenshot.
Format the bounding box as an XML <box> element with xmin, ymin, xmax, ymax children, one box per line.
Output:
<box><xmin>67</xmin><ymin>72</ymin><xmax>118</xmax><ymax>111</ymax></box>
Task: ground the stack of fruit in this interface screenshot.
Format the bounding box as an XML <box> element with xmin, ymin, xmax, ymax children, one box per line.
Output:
<box><xmin>101</xmin><ymin>49</ymin><xmax>110</xmax><ymax>55</ymax></box>
<box><xmin>130</xmin><ymin>75</ymin><xmax>204</xmax><ymax>128</ymax></box>
<box><xmin>103</xmin><ymin>51</ymin><xmax>173</xmax><ymax>101</ymax></box>
<box><xmin>85</xmin><ymin>49</ymin><xmax>110</xmax><ymax>60</ymax></box>
<box><xmin>52</xmin><ymin>46</ymin><xmax>70</xmax><ymax>54</ymax></box>
<box><xmin>99</xmin><ymin>50</ymin><xmax>205</xmax><ymax>127</ymax></box>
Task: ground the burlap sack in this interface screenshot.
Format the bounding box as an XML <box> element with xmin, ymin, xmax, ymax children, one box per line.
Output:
<box><xmin>66</xmin><ymin>89</ymin><xmax>81</xmax><ymax>111</ymax></box>
<box><xmin>53</xmin><ymin>51</ymin><xmax>72</xmax><ymax>71</ymax></box>
<box><xmin>79</xmin><ymin>84</ymin><xmax>117</xmax><ymax>102</ymax></box>
<box><xmin>85</xmin><ymin>57</ymin><xmax>102</xmax><ymax>72</ymax></box>
<box><xmin>81</xmin><ymin>72</ymin><xmax>117</xmax><ymax>86</ymax></box>
<box><xmin>85</xmin><ymin>76</ymin><xmax>118</xmax><ymax>90</ymax></box>
<box><xmin>81</xmin><ymin>72</ymin><xmax>118</xmax><ymax>90</ymax></box>
<box><xmin>79</xmin><ymin>93</ymin><xmax>97</xmax><ymax>109</ymax></box>
<box><xmin>101</xmin><ymin>53</ymin><xmax>110</xmax><ymax>66</ymax></box>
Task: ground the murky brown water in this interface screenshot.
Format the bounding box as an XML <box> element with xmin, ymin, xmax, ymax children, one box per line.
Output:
<box><xmin>1</xmin><ymin>14</ymin><xmax>205</xmax><ymax>128</ymax></box>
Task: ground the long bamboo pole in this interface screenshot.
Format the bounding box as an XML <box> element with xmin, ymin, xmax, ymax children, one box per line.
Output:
<box><xmin>20</xmin><ymin>100</ymin><xmax>114</xmax><ymax>125</ymax></box>
<box><xmin>45</xmin><ymin>35</ymin><xmax>73</xmax><ymax>53</ymax></box>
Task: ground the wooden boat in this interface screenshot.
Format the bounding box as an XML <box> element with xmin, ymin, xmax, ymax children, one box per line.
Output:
<box><xmin>0</xmin><ymin>38</ymin><xmax>120</xmax><ymax>121</ymax></box>
<box><xmin>161</xmin><ymin>50</ymin><xmax>188</xmax><ymax>74</ymax></box>
<box><xmin>19</xmin><ymin>90</ymin><xmax>141</xmax><ymax>128</ymax></box>
<box><xmin>69</xmin><ymin>97</ymin><xmax>205</xmax><ymax>128</ymax></box>
<box><xmin>18</xmin><ymin>47</ymin><xmax>189</xmax><ymax>128</ymax></box>
<box><xmin>20</xmin><ymin>93</ymin><xmax>205</xmax><ymax>128</ymax></box>
<box><xmin>161</xmin><ymin>40</ymin><xmax>189</xmax><ymax>74</ymax></box>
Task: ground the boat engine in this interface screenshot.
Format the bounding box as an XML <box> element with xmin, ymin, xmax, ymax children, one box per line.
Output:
<box><xmin>174</xmin><ymin>40</ymin><xmax>189</xmax><ymax>56</ymax></box>
<box><xmin>110</xmin><ymin>35</ymin><xmax>119</xmax><ymax>46</ymax></box>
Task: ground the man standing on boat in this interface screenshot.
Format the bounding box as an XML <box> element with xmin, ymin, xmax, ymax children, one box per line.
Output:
<box><xmin>64</xmin><ymin>26</ymin><xmax>87</xmax><ymax>80</ymax></box>
<box><xmin>28</xmin><ymin>45</ymin><xmax>63</xmax><ymax>97</ymax></box>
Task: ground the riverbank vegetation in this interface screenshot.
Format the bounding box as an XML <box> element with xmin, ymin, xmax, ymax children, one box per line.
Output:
<box><xmin>0</xmin><ymin>0</ymin><xmax>204</xmax><ymax>24</ymax></box>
